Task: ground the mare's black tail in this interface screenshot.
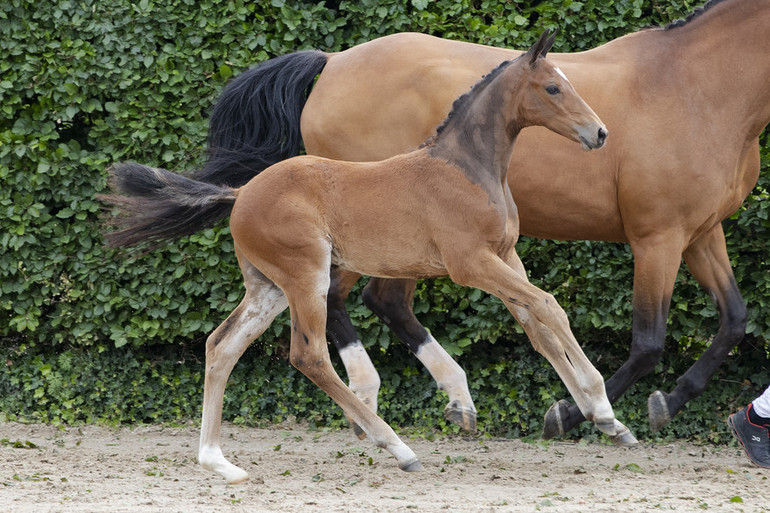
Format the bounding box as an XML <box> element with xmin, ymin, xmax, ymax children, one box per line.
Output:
<box><xmin>100</xmin><ymin>163</ymin><xmax>237</xmax><ymax>250</ymax></box>
<box><xmin>193</xmin><ymin>50</ymin><xmax>329</xmax><ymax>187</ymax></box>
<box><xmin>101</xmin><ymin>51</ymin><xmax>327</xmax><ymax>250</ymax></box>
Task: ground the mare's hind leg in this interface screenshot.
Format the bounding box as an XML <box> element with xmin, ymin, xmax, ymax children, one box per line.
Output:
<box><xmin>363</xmin><ymin>277</ymin><xmax>476</xmax><ymax>431</ymax></box>
<box><xmin>284</xmin><ymin>262</ymin><xmax>421</xmax><ymax>471</ymax></box>
<box><xmin>448</xmin><ymin>249</ymin><xmax>635</xmax><ymax>445</ymax></box>
<box><xmin>543</xmin><ymin>233</ymin><xmax>683</xmax><ymax>439</ymax></box>
<box><xmin>327</xmin><ymin>268</ymin><xmax>381</xmax><ymax>438</ymax></box>
<box><xmin>198</xmin><ymin>260</ymin><xmax>288</xmax><ymax>484</ymax></box>
<box><xmin>649</xmin><ymin>224</ymin><xmax>746</xmax><ymax>430</ymax></box>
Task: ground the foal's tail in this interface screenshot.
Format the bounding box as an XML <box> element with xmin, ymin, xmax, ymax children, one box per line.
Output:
<box><xmin>193</xmin><ymin>50</ymin><xmax>329</xmax><ymax>187</ymax></box>
<box><xmin>100</xmin><ymin>163</ymin><xmax>237</xmax><ymax>250</ymax></box>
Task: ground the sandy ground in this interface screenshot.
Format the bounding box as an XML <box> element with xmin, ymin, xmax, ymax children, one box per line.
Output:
<box><xmin>1</xmin><ymin>421</ymin><xmax>768</xmax><ymax>512</ymax></box>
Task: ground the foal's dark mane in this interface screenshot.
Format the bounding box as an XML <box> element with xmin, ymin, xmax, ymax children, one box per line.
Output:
<box><xmin>421</xmin><ymin>58</ymin><xmax>516</xmax><ymax>148</ymax></box>
<box><xmin>663</xmin><ymin>0</ymin><xmax>730</xmax><ymax>30</ymax></box>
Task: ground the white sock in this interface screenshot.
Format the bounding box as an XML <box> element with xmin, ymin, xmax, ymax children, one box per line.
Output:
<box><xmin>752</xmin><ymin>385</ymin><xmax>770</xmax><ymax>418</ymax></box>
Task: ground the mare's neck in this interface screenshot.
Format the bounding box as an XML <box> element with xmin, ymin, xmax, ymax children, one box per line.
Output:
<box><xmin>651</xmin><ymin>0</ymin><xmax>770</xmax><ymax>139</ymax></box>
<box><xmin>425</xmin><ymin>64</ymin><xmax>522</xmax><ymax>194</ymax></box>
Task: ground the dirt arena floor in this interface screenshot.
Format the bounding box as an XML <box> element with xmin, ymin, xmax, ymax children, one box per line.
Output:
<box><xmin>2</xmin><ymin>421</ymin><xmax>768</xmax><ymax>512</ymax></box>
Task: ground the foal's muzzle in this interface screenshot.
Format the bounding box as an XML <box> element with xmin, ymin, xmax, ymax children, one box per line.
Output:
<box><xmin>596</xmin><ymin>127</ymin><xmax>608</xmax><ymax>148</ymax></box>
<box><xmin>580</xmin><ymin>126</ymin><xmax>608</xmax><ymax>150</ymax></box>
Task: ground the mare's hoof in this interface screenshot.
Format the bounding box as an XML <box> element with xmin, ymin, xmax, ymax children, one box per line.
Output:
<box><xmin>444</xmin><ymin>401</ymin><xmax>477</xmax><ymax>432</ymax></box>
<box><xmin>648</xmin><ymin>390</ymin><xmax>672</xmax><ymax>433</ymax></box>
<box><xmin>542</xmin><ymin>399</ymin><xmax>571</xmax><ymax>439</ymax></box>
<box><xmin>352</xmin><ymin>423</ymin><xmax>367</xmax><ymax>440</ymax></box>
<box><xmin>400</xmin><ymin>459</ymin><xmax>424</xmax><ymax>472</ymax></box>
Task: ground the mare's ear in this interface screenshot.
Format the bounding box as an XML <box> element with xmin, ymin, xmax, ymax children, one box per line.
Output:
<box><xmin>526</xmin><ymin>29</ymin><xmax>558</xmax><ymax>66</ymax></box>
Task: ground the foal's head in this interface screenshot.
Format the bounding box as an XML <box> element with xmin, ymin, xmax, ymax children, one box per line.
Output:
<box><xmin>508</xmin><ymin>31</ymin><xmax>607</xmax><ymax>150</ymax></box>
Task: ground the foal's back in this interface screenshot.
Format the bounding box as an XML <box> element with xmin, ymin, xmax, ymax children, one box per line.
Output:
<box><xmin>230</xmin><ymin>150</ymin><xmax>512</xmax><ymax>281</ymax></box>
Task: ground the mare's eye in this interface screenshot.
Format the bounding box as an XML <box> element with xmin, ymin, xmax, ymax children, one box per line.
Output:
<box><xmin>545</xmin><ymin>85</ymin><xmax>560</xmax><ymax>95</ymax></box>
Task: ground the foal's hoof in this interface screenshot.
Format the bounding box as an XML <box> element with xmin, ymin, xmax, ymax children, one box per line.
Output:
<box><xmin>595</xmin><ymin>419</ymin><xmax>618</xmax><ymax>437</ymax></box>
<box><xmin>609</xmin><ymin>420</ymin><xmax>639</xmax><ymax>447</ymax></box>
<box><xmin>400</xmin><ymin>459</ymin><xmax>424</xmax><ymax>472</ymax></box>
<box><xmin>542</xmin><ymin>399</ymin><xmax>571</xmax><ymax>439</ymax></box>
<box><xmin>648</xmin><ymin>390</ymin><xmax>672</xmax><ymax>433</ymax></box>
<box><xmin>444</xmin><ymin>401</ymin><xmax>477</xmax><ymax>432</ymax></box>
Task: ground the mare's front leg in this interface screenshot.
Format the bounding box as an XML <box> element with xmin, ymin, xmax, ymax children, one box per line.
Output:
<box><xmin>543</xmin><ymin>233</ymin><xmax>684</xmax><ymax>439</ymax></box>
<box><xmin>198</xmin><ymin>263</ymin><xmax>289</xmax><ymax>484</ymax></box>
<box><xmin>653</xmin><ymin>224</ymin><xmax>746</xmax><ymax>430</ymax></box>
<box><xmin>362</xmin><ymin>277</ymin><xmax>477</xmax><ymax>431</ymax></box>
<box><xmin>448</xmin><ymin>249</ymin><xmax>637</xmax><ymax>445</ymax></box>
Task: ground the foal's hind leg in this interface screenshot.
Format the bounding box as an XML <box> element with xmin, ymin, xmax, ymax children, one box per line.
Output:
<box><xmin>283</xmin><ymin>264</ymin><xmax>421</xmax><ymax>471</ymax></box>
<box><xmin>363</xmin><ymin>277</ymin><xmax>476</xmax><ymax>431</ymax></box>
<box><xmin>448</xmin><ymin>250</ymin><xmax>636</xmax><ymax>445</ymax></box>
<box><xmin>198</xmin><ymin>261</ymin><xmax>288</xmax><ymax>484</ymax></box>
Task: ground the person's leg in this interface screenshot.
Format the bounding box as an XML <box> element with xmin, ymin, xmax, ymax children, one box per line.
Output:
<box><xmin>750</xmin><ymin>385</ymin><xmax>770</xmax><ymax>420</ymax></box>
<box><xmin>728</xmin><ymin>385</ymin><xmax>770</xmax><ymax>469</ymax></box>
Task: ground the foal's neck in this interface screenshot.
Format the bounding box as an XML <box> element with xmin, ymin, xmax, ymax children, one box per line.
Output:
<box><xmin>425</xmin><ymin>63</ymin><xmax>522</xmax><ymax>195</ymax></box>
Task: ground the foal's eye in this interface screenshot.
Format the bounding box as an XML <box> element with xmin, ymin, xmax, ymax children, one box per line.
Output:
<box><xmin>545</xmin><ymin>85</ymin><xmax>560</xmax><ymax>95</ymax></box>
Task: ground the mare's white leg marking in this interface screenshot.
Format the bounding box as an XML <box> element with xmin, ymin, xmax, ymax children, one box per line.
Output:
<box><xmin>338</xmin><ymin>340</ymin><xmax>381</xmax><ymax>412</ymax></box>
<box><xmin>415</xmin><ymin>335</ymin><xmax>475</xmax><ymax>412</ymax></box>
<box><xmin>199</xmin><ymin>285</ymin><xmax>288</xmax><ymax>484</ymax></box>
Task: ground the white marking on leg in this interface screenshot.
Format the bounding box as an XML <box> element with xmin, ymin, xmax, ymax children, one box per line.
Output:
<box><xmin>415</xmin><ymin>335</ymin><xmax>475</xmax><ymax>413</ymax></box>
<box><xmin>198</xmin><ymin>445</ymin><xmax>249</xmax><ymax>485</ymax></box>
<box><xmin>753</xmin><ymin>385</ymin><xmax>770</xmax><ymax>418</ymax></box>
<box><xmin>199</xmin><ymin>284</ymin><xmax>288</xmax><ymax>483</ymax></box>
<box><xmin>338</xmin><ymin>341</ymin><xmax>381</xmax><ymax>412</ymax></box>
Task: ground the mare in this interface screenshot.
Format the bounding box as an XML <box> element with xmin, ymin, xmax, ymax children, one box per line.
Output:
<box><xmin>197</xmin><ymin>0</ymin><xmax>770</xmax><ymax>437</ymax></box>
<box><xmin>101</xmin><ymin>32</ymin><xmax>630</xmax><ymax>484</ymax></box>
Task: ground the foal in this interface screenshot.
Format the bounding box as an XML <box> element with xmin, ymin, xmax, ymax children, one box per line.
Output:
<box><xmin>103</xmin><ymin>32</ymin><xmax>633</xmax><ymax>484</ymax></box>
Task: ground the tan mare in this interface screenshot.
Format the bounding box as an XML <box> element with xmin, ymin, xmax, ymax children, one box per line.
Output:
<box><xmin>195</xmin><ymin>0</ymin><xmax>769</xmax><ymax>438</ymax></box>
<box><xmin>102</xmin><ymin>33</ymin><xmax>633</xmax><ymax>483</ymax></box>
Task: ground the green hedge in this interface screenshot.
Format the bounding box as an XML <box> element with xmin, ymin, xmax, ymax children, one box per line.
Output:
<box><xmin>2</xmin><ymin>339</ymin><xmax>766</xmax><ymax>442</ymax></box>
<box><xmin>1</xmin><ymin>0</ymin><xmax>768</xmax><ymax>433</ymax></box>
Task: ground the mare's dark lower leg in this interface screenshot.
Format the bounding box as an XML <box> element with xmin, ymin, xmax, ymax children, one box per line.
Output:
<box><xmin>652</xmin><ymin>226</ymin><xmax>746</xmax><ymax>429</ymax></box>
<box><xmin>363</xmin><ymin>277</ymin><xmax>477</xmax><ymax>430</ymax></box>
<box><xmin>651</xmin><ymin>278</ymin><xmax>745</xmax><ymax>423</ymax></box>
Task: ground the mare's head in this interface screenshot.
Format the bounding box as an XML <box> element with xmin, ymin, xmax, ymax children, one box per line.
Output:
<box><xmin>508</xmin><ymin>30</ymin><xmax>607</xmax><ymax>150</ymax></box>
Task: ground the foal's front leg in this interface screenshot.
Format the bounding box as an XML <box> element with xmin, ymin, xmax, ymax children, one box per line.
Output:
<box><xmin>327</xmin><ymin>270</ymin><xmax>477</xmax><ymax>433</ymax></box>
<box><xmin>362</xmin><ymin>277</ymin><xmax>477</xmax><ymax>431</ymax></box>
<box><xmin>327</xmin><ymin>269</ymin><xmax>382</xmax><ymax>438</ymax></box>
<box><xmin>448</xmin><ymin>249</ymin><xmax>637</xmax><ymax>446</ymax></box>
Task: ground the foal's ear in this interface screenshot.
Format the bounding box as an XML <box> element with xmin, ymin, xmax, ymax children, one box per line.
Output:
<box><xmin>526</xmin><ymin>29</ymin><xmax>558</xmax><ymax>66</ymax></box>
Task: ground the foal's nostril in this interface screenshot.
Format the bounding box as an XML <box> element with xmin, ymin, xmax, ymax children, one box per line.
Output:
<box><xmin>597</xmin><ymin>127</ymin><xmax>608</xmax><ymax>145</ymax></box>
